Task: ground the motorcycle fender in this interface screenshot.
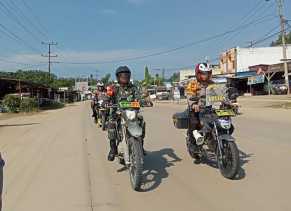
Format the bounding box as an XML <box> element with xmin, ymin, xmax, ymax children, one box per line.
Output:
<box><xmin>218</xmin><ymin>134</ymin><xmax>235</xmax><ymax>142</ymax></box>
<box><xmin>127</xmin><ymin>121</ymin><xmax>143</xmax><ymax>138</ymax></box>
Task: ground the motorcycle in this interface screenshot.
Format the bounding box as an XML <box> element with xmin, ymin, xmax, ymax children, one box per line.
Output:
<box><xmin>140</xmin><ymin>97</ymin><xmax>154</xmax><ymax>107</ymax></box>
<box><xmin>110</xmin><ymin>100</ymin><xmax>145</xmax><ymax>191</ymax></box>
<box><xmin>173</xmin><ymin>84</ymin><xmax>240</xmax><ymax>179</ymax></box>
<box><xmin>98</xmin><ymin>98</ymin><xmax>110</xmax><ymax>131</ymax></box>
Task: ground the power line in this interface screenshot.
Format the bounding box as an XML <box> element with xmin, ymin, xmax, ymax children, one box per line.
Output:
<box><xmin>19</xmin><ymin>0</ymin><xmax>50</xmax><ymax>38</ymax></box>
<box><xmin>252</xmin><ymin>23</ymin><xmax>291</xmax><ymax>46</ymax></box>
<box><xmin>58</xmin><ymin>16</ymin><xmax>277</xmax><ymax>65</ymax></box>
<box><xmin>0</xmin><ymin>23</ymin><xmax>42</xmax><ymax>53</ymax></box>
<box><xmin>5</xmin><ymin>0</ymin><xmax>49</xmax><ymax>40</ymax></box>
<box><xmin>218</xmin><ymin>3</ymin><xmax>276</xmax><ymax>51</ymax></box>
<box><xmin>0</xmin><ymin>1</ymin><xmax>42</xmax><ymax>42</ymax></box>
<box><xmin>152</xmin><ymin>26</ymin><xmax>291</xmax><ymax>73</ymax></box>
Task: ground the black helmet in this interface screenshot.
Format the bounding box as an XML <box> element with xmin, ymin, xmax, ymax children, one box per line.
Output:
<box><xmin>115</xmin><ymin>66</ymin><xmax>131</xmax><ymax>77</ymax></box>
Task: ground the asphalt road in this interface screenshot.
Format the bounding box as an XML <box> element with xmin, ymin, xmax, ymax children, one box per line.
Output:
<box><xmin>0</xmin><ymin>100</ymin><xmax>291</xmax><ymax>211</ymax></box>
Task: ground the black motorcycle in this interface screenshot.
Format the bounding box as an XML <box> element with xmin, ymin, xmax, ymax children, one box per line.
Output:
<box><xmin>173</xmin><ymin>85</ymin><xmax>240</xmax><ymax>179</ymax></box>
<box><xmin>98</xmin><ymin>98</ymin><xmax>110</xmax><ymax>131</ymax></box>
<box><xmin>110</xmin><ymin>100</ymin><xmax>145</xmax><ymax>191</ymax></box>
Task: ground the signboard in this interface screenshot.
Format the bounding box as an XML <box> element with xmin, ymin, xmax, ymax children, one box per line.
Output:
<box><xmin>75</xmin><ymin>82</ymin><xmax>89</xmax><ymax>91</ymax></box>
<box><xmin>206</xmin><ymin>84</ymin><xmax>226</xmax><ymax>107</ymax></box>
<box><xmin>247</xmin><ymin>75</ymin><xmax>265</xmax><ymax>85</ymax></box>
<box><xmin>59</xmin><ymin>87</ymin><xmax>69</xmax><ymax>91</ymax></box>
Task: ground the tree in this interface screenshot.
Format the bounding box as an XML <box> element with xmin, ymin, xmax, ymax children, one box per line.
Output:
<box><xmin>144</xmin><ymin>66</ymin><xmax>150</xmax><ymax>84</ymax></box>
<box><xmin>270</xmin><ymin>31</ymin><xmax>291</xmax><ymax>46</ymax></box>
<box><xmin>101</xmin><ymin>73</ymin><xmax>111</xmax><ymax>85</ymax></box>
<box><xmin>0</xmin><ymin>70</ymin><xmax>75</xmax><ymax>89</ymax></box>
<box><xmin>168</xmin><ymin>72</ymin><xmax>180</xmax><ymax>83</ymax></box>
<box><xmin>155</xmin><ymin>73</ymin><xmax>164</xmax><ymax>86</ymax></box>
<box><xmin>143</xmin><ymin>66</ymin><xmax>155</xmax><ymax>86</ymax></box>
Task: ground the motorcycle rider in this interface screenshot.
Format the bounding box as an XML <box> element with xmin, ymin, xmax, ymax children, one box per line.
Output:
<box><xmin>107</xmin><ymin>66</ymin><xmax>143</xmax><ymax>161</ymax></box>
<box><xmin>186</xmin><ymin>63</ymin><xmax>214</xmax><ymax>156</ymax></box>
<box><xmin>91</xmin><ymin>82</ymin><xmax>105</xmax><ymax>119</ymax></box>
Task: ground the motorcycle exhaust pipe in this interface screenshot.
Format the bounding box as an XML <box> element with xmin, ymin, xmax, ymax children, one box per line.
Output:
<box><xmin>193</xmin><ymin>130</ymin><xmax>204</xmax><ymax>146</ymax></box>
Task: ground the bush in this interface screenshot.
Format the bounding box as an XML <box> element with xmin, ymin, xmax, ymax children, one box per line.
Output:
<box><xmin>20</xmin><ymin>97</ymin><xmax>38</xmax><ymax>112</ymax></box>
<box><xmin>2</xmin><ymin>95</ymin><xmax>21</xmax><ymax>113</ymax></box>
<box><xmin>39</xmin><ymin>98</ymin><xmax>64</xmax><ymax>110</ymax></box>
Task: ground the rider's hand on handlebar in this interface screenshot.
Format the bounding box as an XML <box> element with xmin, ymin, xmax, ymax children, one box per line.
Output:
<box><xmin>192</xmin><ymin>104</ymin><xmax>200</xmax><ymax>112</ymax></box>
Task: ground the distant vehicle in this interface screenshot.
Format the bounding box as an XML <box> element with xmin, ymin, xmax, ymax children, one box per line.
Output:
<box><xmin>147</xmin><ymin>88</ymin><xmax>157</xmax><ymax>100</ymax></box>
<box><xmin>272</xmin><ymin>84</ymin><xmax>288</xmax><ymax>95</ymax></box>
<box><xmin>156</xmin><ymin>86</ymin><xmax>170</xmax><ymax>100</ymax></box>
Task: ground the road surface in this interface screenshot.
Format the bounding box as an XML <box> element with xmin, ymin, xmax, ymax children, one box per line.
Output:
<box><xmin>0</xmin><ymin>100</ymin><xmax>291</xmax><ymax>211</ymax></box>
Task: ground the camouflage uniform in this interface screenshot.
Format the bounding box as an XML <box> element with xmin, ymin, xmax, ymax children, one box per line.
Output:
<box><xmin>107</xmin><ymin>83</ymin><xmax>141</xmax><ymax>150</ymax></box>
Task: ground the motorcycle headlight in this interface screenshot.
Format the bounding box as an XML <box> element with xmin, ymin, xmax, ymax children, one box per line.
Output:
<box><xmin>125</xmin><ymin>110</ymin><xmax>136</xmax><ymax>120</ymax></box>
<box><xmin>218</xmin><ymin>118</ymin><xmax>231</xmax><ymax>130</ymax></box>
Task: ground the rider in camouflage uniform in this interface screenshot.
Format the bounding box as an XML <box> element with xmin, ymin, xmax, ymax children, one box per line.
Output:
<box><xmin>107</xmin><ymin>66</ymin><xmax>142</xmax><ymax>161</ymax></box>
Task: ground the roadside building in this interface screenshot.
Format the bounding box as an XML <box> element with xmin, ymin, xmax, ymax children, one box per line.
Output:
<box><xmin>179</xmin><ymin>69</ymin><xmax>195</xmax><ymax>82</ymax></box>
<box><xmin>220</xmin><ymin>46</ymin><xmax>291</xmax><ymax>74</ymax></box>
<box><xmin>220</xmin><ymin>46</ymin><xmax>291</xmax><ymax>95</ymax></box>
<box><xmin>0</xmin><ymin>78</ymin><xmax>51</xmax><ymax>99</ymax></box>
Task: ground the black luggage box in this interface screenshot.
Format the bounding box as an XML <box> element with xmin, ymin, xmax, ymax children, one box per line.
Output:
<box><xmin>172</xmin><ymin>110</ymin><xmax>189</xmax><ymax>129</ymax></box>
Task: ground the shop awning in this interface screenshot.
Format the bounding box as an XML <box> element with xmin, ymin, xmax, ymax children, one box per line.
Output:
<box><xmin>232</xmin><ymin>71</ymin><xmax>257</xmax><ymax>79</ymax></box>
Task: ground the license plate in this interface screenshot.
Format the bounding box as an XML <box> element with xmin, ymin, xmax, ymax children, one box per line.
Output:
<box><xmin>215</xmin><ymin>109</ymin><xmax>235</xmax><ymax>117</ymax></box>
<box><xmin>130</xmin><ymin>102</ymin><xmax>140</xmax><ymax>108</ymax></box>
<box><xmin>119</xmin><ymin>101</ymin><xmax>140</xmax><ymax>109</ymax></box>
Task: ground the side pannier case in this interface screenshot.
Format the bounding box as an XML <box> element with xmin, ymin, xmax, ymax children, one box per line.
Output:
<box><xmin>172</xmin><ymin>110</ymin><xmax>189</xmax><ymax>129</ymax></box>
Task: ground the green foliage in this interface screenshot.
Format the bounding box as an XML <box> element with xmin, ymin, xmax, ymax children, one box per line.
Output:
<box><xmin>20</xmin><ymin>97</ymin><xmax>38</xmax><ymax>112</ymax></box>
<box><xmin>168</xmin><ymin>72</ymin><xmax>180</xmax><ymax>83</ymax></box>
<box><xmin>271</xmin><ymin>32</ymin><xmax>291</xmax><ymax>46</ymax></box>
<box><xmin>2</xmin><ymin>95</ymin><xmax>21</xmax><ymax>113</ymax></box>
<box><xmin>0</xmin><ymin>70</ymin><xmax>76</xmax><ymax>89</ymax></box>
<box><xmin>2</xmin><ymin>95</ymin><xmax>38</xmax><ymax>113</ymax></box>
<box><xmin>101</xmin><ymin>73</ymin><xmax>111</xmax><ymax>85</ymax></box>
<box><xmin>155</xmin><ymin>74</ymin><xmax>164</xmax><ymax>86</ymax></box>
<box><xmin>143</xmin><ymin>66</ymin><xmax>155</xmax><ymax>86</ymax></box>
<box><xmin>39</xmin><ymin>99</ymin><xmax>64</xmax><ymax>110</ymax></box>
<box><xmin>51</xmin><ymin>78</ymin><xmax>75</xmax><ymax>88</ymax></box>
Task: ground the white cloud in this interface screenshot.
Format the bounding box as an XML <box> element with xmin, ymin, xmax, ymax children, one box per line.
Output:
<box><xmin>100</xmin><ymin>9</ymin><xmax>117</xmax><ymax>15</ymax></box>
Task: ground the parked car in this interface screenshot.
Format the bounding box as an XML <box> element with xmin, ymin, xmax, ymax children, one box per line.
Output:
<box><xmin>272</xmin><ymin>84</ymin><xmax>288</xmax><ymax>95</ymax></box>
<box><xmin>156</xmin><ymin>86</ymin><xmax>170</xmax><ymax>100</ymax></box>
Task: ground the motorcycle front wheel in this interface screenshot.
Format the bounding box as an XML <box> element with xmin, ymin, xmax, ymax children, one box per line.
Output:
<box><xmin>128</xmin><ymin>137</ymin><xmax>144</xmax><ymax>191</ymax></box>
<box><xmin>217</xmin><ymin>141</ymin><xmax>240</xmax><ymax>179</ymax></box>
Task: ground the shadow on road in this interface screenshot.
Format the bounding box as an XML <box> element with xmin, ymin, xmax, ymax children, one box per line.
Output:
<box><xmin>0</xmin><ymin>123</ymin><xmax>40</xmax><ymax>128</ymax></box>
<box><xmin>140</xmin><ymin>148</ymin><xmax>182</xmax><ymax>192</ymax></box>
<box><xmin>199</xmin><ymin>149</ymin><xmax>252</xmax><ymax>180</ymax></box>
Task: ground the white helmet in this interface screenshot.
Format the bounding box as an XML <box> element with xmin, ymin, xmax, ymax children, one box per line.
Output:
<box><xmin>97</xmin><ymin>82</ymin><xmax>104</xmax><ymax>87</ymax></box>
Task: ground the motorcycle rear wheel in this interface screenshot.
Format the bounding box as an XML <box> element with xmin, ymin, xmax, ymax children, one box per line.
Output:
<box><xmin>128</xmin><ymin>137</ymin><xmax>144</xmax><ymax>191</ymax></box>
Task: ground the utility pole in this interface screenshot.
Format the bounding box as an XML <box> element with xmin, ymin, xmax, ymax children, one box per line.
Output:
<box><xmin>275</xmin><ymin>0</ymin><xmax>290</xmax><ymax>94</ymax></box>
<box><xmin>41</xmin><ymin>41</ymin><xmax>58</xmax><ymax>80</ymax></box>
<box><xmin>247</xmin><ymin>40</ymin><xmax>255</xmax><ymax>48</ymax></box>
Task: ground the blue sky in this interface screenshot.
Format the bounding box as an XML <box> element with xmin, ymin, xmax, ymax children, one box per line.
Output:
<box><xmin>0</xmin><ymin>0</ymin><xmax>290</xmax><ymax>79</ymax></box>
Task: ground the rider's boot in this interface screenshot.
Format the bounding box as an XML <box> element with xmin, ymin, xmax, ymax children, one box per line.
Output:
<box><xmin>108</xmin><ymin>139</ymin><xmax>118</xmax><ymax>161</ymax></box>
